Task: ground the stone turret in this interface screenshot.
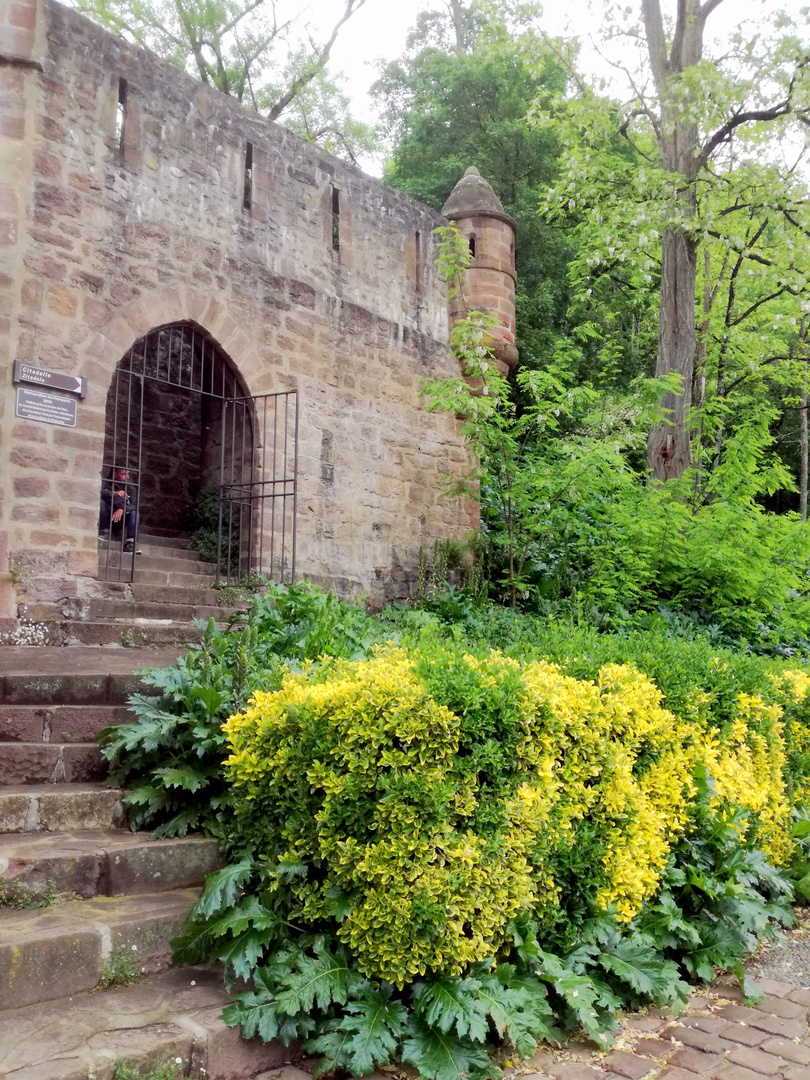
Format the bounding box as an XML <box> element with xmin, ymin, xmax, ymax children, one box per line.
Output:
<box><xmin>442</xmin><ymin>167</ymin><xmax>518</xmax><ymax>373</ymax></box>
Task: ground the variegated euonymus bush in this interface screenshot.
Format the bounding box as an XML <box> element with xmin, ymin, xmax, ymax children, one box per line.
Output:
<box><xmin>172</xmin><ymin>636</ymin><xmax>810</xmax><ymax>1079</ymax></box>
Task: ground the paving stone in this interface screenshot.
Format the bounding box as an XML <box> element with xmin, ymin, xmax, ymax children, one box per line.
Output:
<box><xmin>625</xmin><ymin>1018</ymin><xmax>667</xmax><ymax>1034</ymax></box>
<box><xmin>662</xmin><ymin>1026</ymin><xmax>735</xmax><ymax>1055</ymax></box>
<box><xmin>601</xmin><ymin>1052</ymin><xmax>655</xmax><ymax>1079</ymax></box>
<box><xmin>726</xmin><ymin>1047</ymin><xmax>784</xmax><ymax>1075</ymax></box>
<box><xmin>632</xmin><ymin>1039</ymin><xmax>674</xmax><ymax>1059</ymax></box>
<box><xmin>565</xmin><ymin>1043</ymin><xmax>601</xmax><ymax>1062</ymax></box>
<box><xmin>670</xmin><ymin>1050</ymin><xmax>723</xmax><ymax>1074</ymax></box>
<box><xmin>711</xmin><ymin>984</ymin><xmax>746</xmax><ymax>1003</ymax></box>
<box><xmin>684</xmin><ymin>1018</ymin><xmax>732</xmax><ymax>1036</ymax></box>
<box><xmin>255</xmin><ymin>1071</ymin><xmax>315</xmax><ymax>1080</ymax></box>
<box><xmin>788</xmin><ymin>990</ymin><xmax>810</xmax><ymax>1008</ymax></box>
<box><xmin>747</xmin><ymin>1015</ymin><xmax>808</xmax><ymax>1040</ymax></box>
<box><xmin>756</xmin><ymin>981</ymin><xmax>799</xmax><ymax>1000</ymax></box>
<box><xmin>760</xmin><ymin>1038</ymin><xmax>810</xmax><ymax>1065</ymax></box>
<box><xmin>688</xmin><ymin>997</ymin><xmax>714</xmax><ymax>1011</ymax></box>
<box><xmin>547</xmin><ymin>1064</ymin><xmax>607</xmax><ymax>1080</ymax></box>
<box><xmin>659</xmin><ymin>1068</ymin><xmax>706</xmax><ymax>1080</ymax></box>
<box><xmin>784</xmin><ymin>1069</ymin><xmax>810</xmax><ymax>1080</ymax></box>
<box><xmin>718</xmin><ymin>1007</ymin><xmax>769</xmax><ymax>1025</ymax></box>
<box><xmin>712</xmin><ymin>1067</ymin><xmax>769</xmax><ymax>1080</ymax></box>
<box><xmin>723</xmin><ymin>1025</ymin><xmax>770</xmax><ymax>1047</ymax></box>
<box><xmin>526</xmin><ymin>1052</ymin><xmax>556</xmax><ymax>1071</ymax></box>
<box><xmin>760</xmin><ymin>997</ymin><xmax>806</xmax><ymax>1020</ymax></box>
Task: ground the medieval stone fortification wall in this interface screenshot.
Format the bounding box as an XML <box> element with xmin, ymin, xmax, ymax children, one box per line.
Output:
<box><xmin>0</xmin><ymin>0</ymin><xmax>478</xmax><ymax>614</ymax></box>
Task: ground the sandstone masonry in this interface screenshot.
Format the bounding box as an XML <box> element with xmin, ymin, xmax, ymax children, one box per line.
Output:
<box><xmin>0</xmin><ymin>0</ymin><xmax>515</xmax><ymax>616</ymax></box>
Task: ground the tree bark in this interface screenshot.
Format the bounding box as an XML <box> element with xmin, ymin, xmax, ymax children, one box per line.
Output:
<box><xmin>642</xmin><ymin>0</ymin><xmax>716</xmax><ymax>480</ymax></box>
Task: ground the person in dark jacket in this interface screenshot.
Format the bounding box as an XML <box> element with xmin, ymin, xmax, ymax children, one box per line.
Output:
<box><xmin>99</xmin><ymin>467</ymin><xmax>141</xmax><ymax>552</ymax></box>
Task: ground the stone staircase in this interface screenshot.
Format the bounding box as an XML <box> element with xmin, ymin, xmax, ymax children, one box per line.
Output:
<box><xmin>0</xmin><ymin>647</ymin><xmax>294</xmax><ymax>1079</ymax></box>
<box><xmin>22</xmin><ymin>532</ymin><xmax>248</xmax><ymax>647</ymax></box>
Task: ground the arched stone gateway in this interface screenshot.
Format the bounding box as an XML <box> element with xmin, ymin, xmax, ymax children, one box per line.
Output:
<box><xmin>0</xmin><ymin>0</ymin><xmax>516</xmax><ymax>618</ymax></box>
<box><xmin>99</xmin><ymin>322</ymin><xmax>297</xmax><ymax>586</ymax></box>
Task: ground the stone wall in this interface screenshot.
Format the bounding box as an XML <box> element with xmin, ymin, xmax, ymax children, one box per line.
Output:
<box><xmin>0</xmin><ymin>0</ymin><xmax>478</xmax><ymax>614</ymax></box>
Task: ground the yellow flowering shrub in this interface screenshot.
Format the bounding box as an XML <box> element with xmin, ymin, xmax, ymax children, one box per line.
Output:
<box><xmin>222</xmin><ymin>643</ymin><xmax>810</xmax><ymax>986</ymax></box>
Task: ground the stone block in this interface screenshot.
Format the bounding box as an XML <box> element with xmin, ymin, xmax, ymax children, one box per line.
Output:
<box><xmin>722</xmin><ymin>1024</ymin><xmax>769</xmax><ymax>1047</ymax></box>
<box><xmin>760</xmin><ymin>1039</ymin><xmax>810</xmax><ymax>1066</ymax></box>
<box><xmin>670</xmin><ymin>1050</ymin><xmax>723</xmax><ymax>1074</ymax></box>
<box><xmin>35</xmin><ymin>787</ymin><xmax>125</xmax><ymax>831</ymax></box>
<box><xmin>601</xmin><ymin>1052</ymin><xmax>655</xmax><ymax>1079</ymax></box>
<box><xmin>104</xmin><ymin>836</ymin><xmax>223</xmax><ymax>895</ymax></box>
<box><xmin>189</xmin><ymin>1004</ymin><xmax>291</xmax><ymax>1080</ymax></box>
<box><xmin>760</xmin><ymin>995</ymin><xmax>805</xmax><ymax>1019</ymax></box>
<box><xmin>727</xmin><ymin>1047</ymin><xmax>784</xmax><ymax>1076</ymax></box>
<box><xmin>0</xmin><ymin>912</ymin><xmax>102</xmax><ymax>1008</ymax></box>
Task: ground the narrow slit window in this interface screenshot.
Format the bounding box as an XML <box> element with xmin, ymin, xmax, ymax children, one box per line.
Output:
<box><xmin>415</xmin><ymin>230</ymin><xmax>422</xmax><ymax>294</ymax></box>
<box><xmin>115</xmin><ymin>78</ymin><xmax>127</xmax><ymax>153</ymax></box>
<box><xmin>243</xmin><ymin>141</ymin><xmax>253</xmax><ymax>211</ymax></box>
<box><xmin>468</xmin><ymin>234</ymin><xmax>476</xmax><ymax>259</ymax></box>
<box><xmin>331</xmin><ymin>185</ymin><xmax>340</xmax><ymax>251</ymax></box>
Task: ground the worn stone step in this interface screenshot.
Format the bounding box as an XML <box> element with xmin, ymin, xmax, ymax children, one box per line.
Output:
<box><xmin>0</xmin><ymin>888</ymin><xmax>199</xmax><ymax>1009</ymax></box>
<box><xmin>99</xmin><ymin>553</ymin><xmax>217</xmax><ymax>575</ymax></box>
<box><xmin>0</xmin><ymin>743</ymin><xmax>105</xmax><ymax>785</ymax></box>
<box><xmin>132</xmin><ymin>568</ymin><xmax>220</xmax><ymax>588</ymax></box>
<box><xmin>131</xmin><ymin>582</ymin><xmax>249</xmax><ymax>607</ymax></box>
<box><xmin>87</xmin><ymin>599</ymin><xmax>240</xmax><ymax>621</ymax></box>
<box><xmin>0</xmin><ymin>965</ymin><xmax>291</xmax><ymax>1080</ymax></box>
<box><xmin>99</xmin><ymin>540</ymin><xmax>209</xmax><ymax>564</ymax></box>
<box><xmin>54</xmin><ymin>620</ymin><xmax>211</xmax><ymax>648</ymax></box>
<box><xmin>0</xmin><ymin>705</ymin><xmax>132</xmax><ymax>743</ymax></box>
<box><xmin>0</xmin><ymin>830</ymin><xmax>223</xmax><ymax>900</ymax></box>
<box><xmin>0</xmin><ymin>648</ymin><xmax>185</xmax><ymax>703</ymax></box>
<box><xmin>23</xmin><ymin>600</ymin><xmax>236</xmax><ymax>624</ymax></box>
<box><xmin>0</xmin><ymin>784</ymin><xmax>126</xmax><ymax>833</ymax></box>
<box><xmin>139</xmin><ymin>528</ymin><xmax>193</xmax><ymax>544</ymax></box>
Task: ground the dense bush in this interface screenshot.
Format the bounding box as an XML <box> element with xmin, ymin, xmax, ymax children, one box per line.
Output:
<box><xmin>166</xmin><ymin>631</ymin><xmax>808</xmax><ymax>1078</ymax></box>
<box><xmin>105</xmin><ymin>583</ymin><xmax>810</xmax><ymax>1078</ymax></box>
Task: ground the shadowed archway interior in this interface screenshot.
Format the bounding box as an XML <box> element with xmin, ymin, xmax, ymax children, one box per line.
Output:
<box><xmin>99</xmin><ymin>321</ymin><xmax>298</xmax><ymax>585</ymax></box>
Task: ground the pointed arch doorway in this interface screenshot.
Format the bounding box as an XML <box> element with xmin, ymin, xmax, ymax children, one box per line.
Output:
<box><xmin>99</xmin><ymin>321</ymin><xmax>298</xmax><ymax>586</ymax></box>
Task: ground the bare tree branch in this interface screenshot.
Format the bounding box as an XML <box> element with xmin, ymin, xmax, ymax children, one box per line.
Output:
<box><xmin>267</xmin><ymin>0</ymin><xmax>366</xmax><ymax>120</ymax></box>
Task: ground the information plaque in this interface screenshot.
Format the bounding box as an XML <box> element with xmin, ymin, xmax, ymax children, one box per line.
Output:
<box><xmin>16</xmin><ymin>387</ymin><xmax>78</xmax><ymax>428</ymax></box>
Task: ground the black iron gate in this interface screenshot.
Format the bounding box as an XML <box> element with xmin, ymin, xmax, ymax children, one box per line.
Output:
<box><xmin>99</xmin><ymin>323</ymin><xmax>298</xmax><ymax>586</ymax></box>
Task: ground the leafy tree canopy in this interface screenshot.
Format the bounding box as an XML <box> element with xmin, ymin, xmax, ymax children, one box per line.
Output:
<box><xmin>70</xmin><ymin>0</ymin><xmax>374</xmax><ymax>159</ymax></box>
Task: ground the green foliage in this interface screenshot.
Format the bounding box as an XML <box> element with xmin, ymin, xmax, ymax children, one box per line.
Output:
<box><xmin>0</xmin><ymin>877</ymin><xmax>57</xmax><ymax>909</ymax></box>
<box><xmin>111</xmin><ymin>1058</ymin><xmax>182</xmax><ymax>1080</ymax></box>
<box><xmin>98</xmin><ymin>948</ymin><xmax>143</xmax><ymax>989</ymax></box>
<box><xmin>162</xmin><ymin>623</ymin><xmax>809</xmax><ymax>1080</ymax></box>
<box><xmin>638</xmin><ymin>771</ymin><xmax>793</xmax><ymax>989</ymax></box>
<box><xmin>101</xmin><ymin>580</ymin><xmax>382</xmax><ymax>838</ymax></box>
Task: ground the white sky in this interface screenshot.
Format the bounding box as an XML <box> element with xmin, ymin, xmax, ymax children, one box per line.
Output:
<box><xmin>299</xmin><ymin>0</ymin><xmax>810</xmax><ymax>174</ymax></box>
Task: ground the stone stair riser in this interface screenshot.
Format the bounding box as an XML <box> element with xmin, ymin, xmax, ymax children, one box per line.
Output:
<box><xmin>130</xmin><ymin>568</ymin><xmax>228</xmax><ymax>588</ymax></box>
<box><xmin>23</xmin><ymin>600</ymin><xmax>243</xmax><ymax>622</ymax></box>
<box><xmin>0</xmin><ymin>787</ymin><xmax>126</xmax><ymax>833</ymax></box>
<box><xmin>0</xmin><ymin>967</ymin><xmax>293</xmax><ymax>1080</ymax></box>
<box><xmin>54</xmin><ymin>621</ymin><xmax>207</xmax><ymax>648</ymax></box>
<box><xmin>0</xmin><ymin>833</ymin><xmax>223</xmax><ymax>900</ymax></box>
<box><xmin>0</xmin><ymin>744</ymin><xmax>104</xmax><ymax>785</ymax></box>
<box><xmin>0</xmin><ymin>672</ymin><xmax>148</xmax><ymax>706</ymax></box>
<box><xmin>99</xmin><ymin>554</ymin><xmax>217</xmax><ymax>575</ymax></box>
<box><xmin>0</xmin><ymin>706</ymin><xmax>132</xmax><ymax>744</ymax></box>
<box><xmin>0</xmin><ymin>889</ymin><xmax>198</xmax><ymax>1009</ymax></box>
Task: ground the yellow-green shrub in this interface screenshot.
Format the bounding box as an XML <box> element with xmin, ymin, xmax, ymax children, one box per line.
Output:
<box><xmin>223</xmin><ymin>643</ymin><xmax>808</xmax><ymax>987</ymax></box>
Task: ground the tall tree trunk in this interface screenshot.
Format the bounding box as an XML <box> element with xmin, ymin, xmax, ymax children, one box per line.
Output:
<box><xmin>647</xmin><ymin>226</ymin><xmax>697</xmax><ymax>480</ymax></box>
<box><xmin>642</xmin><ymin>0</ymin><xmax>712</xmax><ymax>480</ymax></box>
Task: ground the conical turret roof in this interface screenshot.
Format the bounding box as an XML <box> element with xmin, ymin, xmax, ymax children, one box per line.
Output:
<box><xmin>441</xmin><ymin>167</ymin><xmax>515</xmax><ymax>229</ymax></box>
